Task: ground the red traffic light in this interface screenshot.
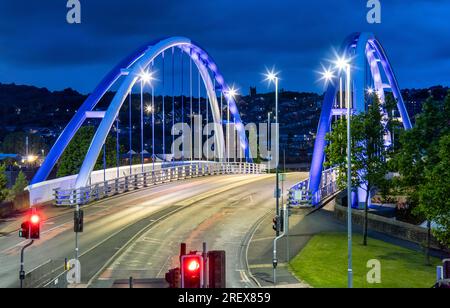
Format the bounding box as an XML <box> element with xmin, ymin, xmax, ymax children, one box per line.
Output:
<box><xmin>181</xmin><ymin>255</ymin><xmax>204</xmax><ymax>288</ymax></box>
<box><xmin>19</xmin><ymin>209</ymin><xmax>41</xmax><ymax>240</ymax></box>
<box><xmin>30</xmin><ymin>214</ymin><xmax>40</xmax><ymax>225</ymax></box>
<box><xmin>187</xmin><ymin>260</ymin><xmax>200</xmax><ymax>272</ymax></box>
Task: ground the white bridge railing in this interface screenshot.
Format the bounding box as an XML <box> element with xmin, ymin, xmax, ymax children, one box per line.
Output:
<box><xmin>54</xmin><ymin>162</ymin><xmax>266</xmax><ymax>207</ymax></box>
<box><xmin>287</xmin><ymin>168</ymin><xmax>338</xmax><ymax>208</ymax></box>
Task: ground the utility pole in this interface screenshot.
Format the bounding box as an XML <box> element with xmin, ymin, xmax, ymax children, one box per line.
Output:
<box><xmin>345</xmin><ymin>63</ymin><xmax>353</xmax><ymax>289</ymax></box>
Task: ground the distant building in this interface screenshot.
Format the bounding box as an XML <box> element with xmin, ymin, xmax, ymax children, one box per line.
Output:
<box><xmin>250</xmin><ymin>87</ymin><xmax>257</xmax><ymax>97</ymax></box>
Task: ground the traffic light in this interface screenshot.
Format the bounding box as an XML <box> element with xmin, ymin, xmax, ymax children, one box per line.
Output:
<box><xmin>19</xmin><ymin>210</ymin><xmax>41</xmax><ymax>240</ymax></box>
<box><xmin>208</xmin><ymin>251</ymin><xmax>226</xmax><ymax>288</ymax></box>
<box><xmin>444</xmin><ymin>259</ymin><xmax>450</xmax><ymax>280</ymax></box>
<box><xmin>165</xmin><ymin>268</ymin><xmax>181</xmax><ymax>288</ymax></box>
<box><xmin>272</xmin><ymin>215</ymin><xmax>284</xmax><ymax>233</ymax></box>
<box><xmin>181</xmin><ymin>254</ymin><xmax>204</xmax><ymax>288</ymax></box>
<box><xmin>74</xmin><ymin>210</ymin><xmax>84</xmax><ymax>233</ymax></box>
<box><xmin>29</xmin><ymin>212</ymin><xmax>41</xmax><ymax>239</ymax></box>
<box><xmin>279</xmin><ymin>209</ymin><xmax>285</xmax><ymax>232</ymax></box>
<box><xmin>19</xmin><ymin>221</ymin><xmax>29</xmax><ymax>239</ymax></box>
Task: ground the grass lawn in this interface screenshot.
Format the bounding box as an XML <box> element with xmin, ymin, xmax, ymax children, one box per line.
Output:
<box><xmin>289</xmin><ymin>232</ymin><xmax>441</xmax><ymax>288</ymax></box>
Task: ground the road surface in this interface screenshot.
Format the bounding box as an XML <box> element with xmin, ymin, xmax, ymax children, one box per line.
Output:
<box><xmin>92</xmin><ymin>172</ymin><xmax>303</xmax><ymax>288</ymax></box>
<box><xmin>0</xmin><ymin>173</ymin><xmax>304</xmax><ymax>288</ymax></box>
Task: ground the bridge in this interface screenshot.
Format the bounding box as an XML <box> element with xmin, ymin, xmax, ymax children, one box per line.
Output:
<box><xmin>27</xmin><ymin>35</ymin><xmax>394</xmax><ymax>209</ymax></box>
<box><xmin>27</xmin><ymin>37</ymin><xmax>267</xmax><ymax>207</ymax></box>
<box><xmin>0</xmin><ymin>32</ymin><xmax>413</xmax><ymax>288</ymax></box>
<box><xmin>288</xmin><ymin>32</ymin><xmax>412</xmax><ymax>208</ymax></box>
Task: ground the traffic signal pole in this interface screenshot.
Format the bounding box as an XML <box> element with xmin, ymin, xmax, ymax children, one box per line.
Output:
<box><xmin>273</xmin><ymin>204</ymin><xmax>287</xmax><ymax>285</ymax></box>
<box><xmin>202</xmin><ymin>242</ymin><xmax>207</xmax><ymax>289</ymax></box>
<box><xmin>74</xmin><ymin>204</ymin><xmax>84</xmax><ymax>261</ymax></box>
<box><xmin>19</xmin><ymin>240</ymin><xmax>34</xmax><ymax>288</ymax></box>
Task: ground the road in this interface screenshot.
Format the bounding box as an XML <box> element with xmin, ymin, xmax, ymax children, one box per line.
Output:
<box><xmin>0</xmin><ymin>173</ymin><xmax>304</xmax><ymax>288</ymax></box>
<box><xmin>92</xmin><ymin>172</ymin><xmax>302</xmax><ymax>288</ymax></box>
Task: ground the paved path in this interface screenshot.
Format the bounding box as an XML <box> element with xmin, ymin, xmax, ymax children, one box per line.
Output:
<box><xmin>246</xmin><ymin>201</ymin><xmax>346</xmax><ymax>287</ymax></box>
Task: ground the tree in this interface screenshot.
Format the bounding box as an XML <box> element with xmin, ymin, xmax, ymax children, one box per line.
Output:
<box><xmin>324</xmin><ymin>118</ymin><xmax>362</xmax><ymax>191</ymax></box>
<box><xmin>325</xmin><ymin>95</ymin><xmax>389</xmax><ymax>245</ymax></box>
<box><xmin>11</xmin><ymin>171</ymin><xmax>28</xmax><ymax>197</ymax></box>
<box><xmin>56</xmin><ymin>126</ymin><xmax>119</xmax><ymax>178</ymax></box>
<box><xmin>391</xmin><ymin>94</ymin><xmax>450</xmax><ymax>203</ymax></box>
<box><xmin>0</xmin><ymin>164</ymin><xmax>9</xmax><ymax>203</ymax></box>
<box><xmin>418</xmin><ymin>134</ymin><xmax>450</xmax><ymax>247</ymax></box>
<box><xmin>384</xmin><ymin>94</ymin><xmax>402</xmax><ymax>152</ymax></box>
<box><xmin>391</xmin><ymin>91</ymin><xmax>450</xmax><ymax>248</ymax></box>
<box><xmin>354</xmin><ymin>96</ymin><xmax>389</xmax><ymax>245</ymax></box>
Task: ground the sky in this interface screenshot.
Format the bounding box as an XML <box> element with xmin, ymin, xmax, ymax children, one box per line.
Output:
<box><xmin>0</xmin><ymin>0</ymin><xmax>449</xmax><ymax>95</ymax></box>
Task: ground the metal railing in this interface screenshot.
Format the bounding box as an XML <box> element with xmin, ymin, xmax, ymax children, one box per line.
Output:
<box><xmin>54</xmin><ymin>162</ymin><xmax>266</xmax><ymax>207</ymax></box>
<box><xmin>288</xmin><ymin>168</ymin><xmax>338</xmax><ymax>208</ymax></box>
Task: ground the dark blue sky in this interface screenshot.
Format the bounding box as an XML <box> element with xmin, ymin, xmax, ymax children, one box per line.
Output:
<box><xmin>0</xmin><ymin>0</ymin><xmax>448</xmax><ymax>94</ymax></box>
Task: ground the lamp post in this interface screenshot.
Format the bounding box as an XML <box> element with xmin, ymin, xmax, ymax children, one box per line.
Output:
<box><xmin>267</xmin><ymin>111</ymin><xmax>272</xmax><ymax>159</ymax></box>
<box><xmin>321</xmin><ymin>57</ymin><xmax>353</xmax><ymax>288</ymax></box>
<box><xmin>225</xmin><ymin>87</ymin><xmax>238</xmax><ymax>165</ymax></box>
<box><xmin>152</xmin><ymin>85</ymin><xmax>155</xmax><ymax>170</ymax></box>
<box><xmin>139</xmin><ymin>70</ymin><xmax>154</xmax><ymax>173</ymax></box>
<box><xmin>335</xmin><ymin>56</ymin><xmax>353</xmax><ymax>289</ymax></box>
<box><xmin>140</xmin><ymin>78</ymin><xmax>144</xmax><ymax>173</ymax></box>
<box><xmin>145</xmin><ymin>101</ymin><xmax>155</xmax><ymax>171</ymax></box>
<box><xmin>264</xmin><ymin>70</ymin><xmax>280</xmax><ymax>235</ymax></box>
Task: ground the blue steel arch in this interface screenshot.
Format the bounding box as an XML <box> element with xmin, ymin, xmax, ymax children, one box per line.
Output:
<box><xmin>32</xmin><ymin>37</ymin><xmax>252</xmax><ymax>188</ymax></box>
<box><xmin>309</xmin><ymin>32</ymin><xmax>412</xmax><ymax>205</ymax></box>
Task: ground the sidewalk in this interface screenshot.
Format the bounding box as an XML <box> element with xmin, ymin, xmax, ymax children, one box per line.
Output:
<box><xmin>246</xmin><ymin>206</ymin><xmax>346</xmax><ymax>288</ymax></box>
<box><xmin>0</xmin><ymin>203</ymin><xmax>71</xmax><ymax>236</ymax></box>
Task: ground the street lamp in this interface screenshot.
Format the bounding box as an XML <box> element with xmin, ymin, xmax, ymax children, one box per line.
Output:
<box><xmin>145</xmin><ymin>104</ymin><xmax>153</xmax><ymax>114</ymax></box>
<box><xmin>224</xmin><ymin>86</ymin><xmax>238</xmax><ymax>165</ymax></box>
<box><xmin>139</xmin><ymin>69</ymin><xmax>155</xmax><ymax>173</ymax></box>
<box><xmin>140</xmin><ymin>70</ymin><xmax>153</xmax><ymax>84</ymax></box>
<box><xmin>320</xmin><ymin>67</ymin><xmax>335</xmax><ymax>84</ymax></box>
<box><xmin>334</xmin><ymin>55</ymin><xmax>353</xmax><ymax>289</ymax></box>
<box><xmin>264</xmin><ymin>69</ymin><xmax>282</xmax><ymax>286</ymax></box>
<box><xmin>267</xmin><ymin>111</ymin><xmax>272</xmax><ymax>160</ymax></box>
<box><xmin>264</xmin><ymin>69</ymin><xmax>280</xmax><ymax>234</ymax></box>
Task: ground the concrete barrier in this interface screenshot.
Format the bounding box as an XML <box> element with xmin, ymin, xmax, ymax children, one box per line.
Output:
<box><xmin>333</xmin><ymin>202</ymin><xmax>442</xmax><ymax>250</ymax></box>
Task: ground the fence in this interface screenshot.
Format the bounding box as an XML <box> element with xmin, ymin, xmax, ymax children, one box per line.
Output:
<box><xmin>54</xmin><ymin>162</ymin><xmax>266</xmax><ymax>207</ymax></box>
<box><xmin>287</xmin><ymin>168</ymin><xmax>338</xmax><ymax>208</ymax></box>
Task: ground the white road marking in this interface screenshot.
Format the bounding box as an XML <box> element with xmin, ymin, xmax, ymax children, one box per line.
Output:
<box><xmin>238</xmin><ymin>270</ymin><xmax>251</xmax><ymax>283</ymax></box>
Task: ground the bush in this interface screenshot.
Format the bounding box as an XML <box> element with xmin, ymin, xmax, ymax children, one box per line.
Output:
<box><xmin>11</xmin><ymin>171</ymin><xmax>28</xmax><ymax>197</ymax></box>
<box><xmin>0</xmin><ymin>164</ymin><xmax>9</xmax><ymax>203</ymax></box>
